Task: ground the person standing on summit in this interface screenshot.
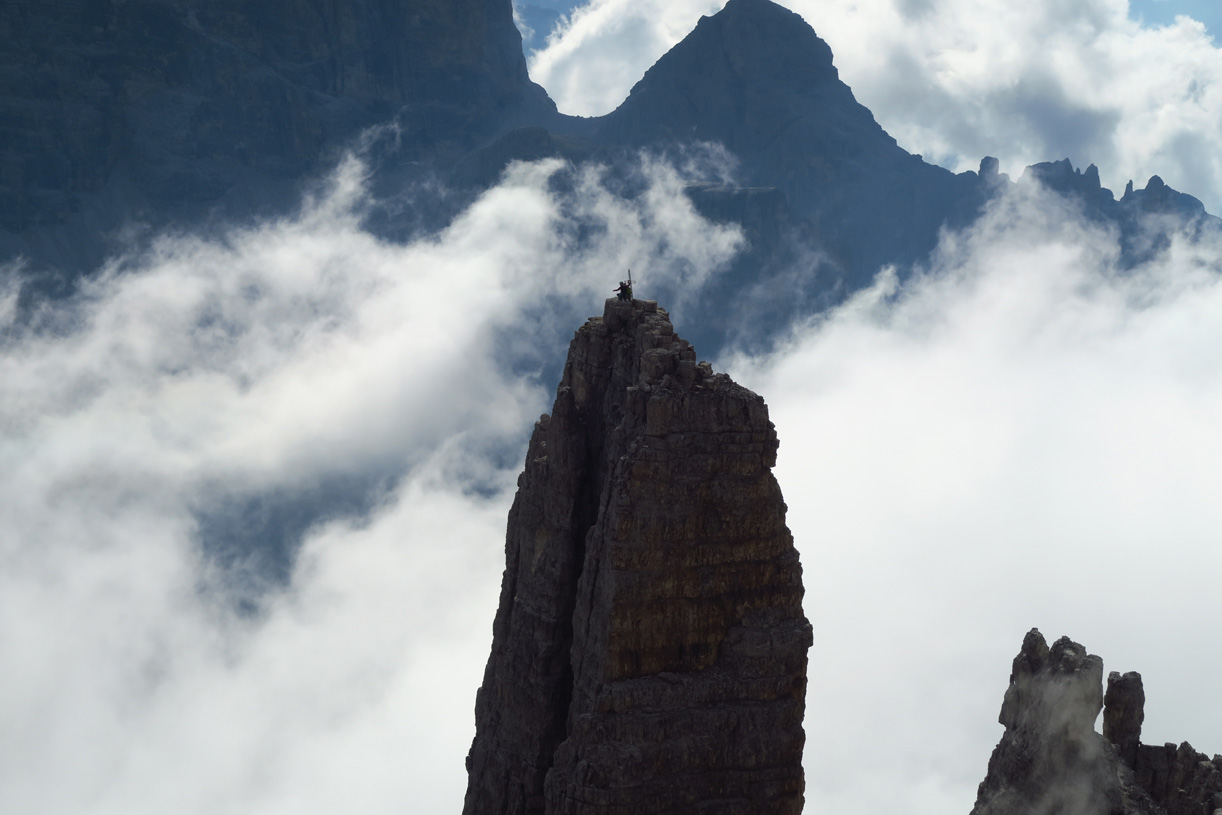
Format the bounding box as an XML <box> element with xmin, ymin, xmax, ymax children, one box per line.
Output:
<box><xmin>614</xmin><ymin>277</ymin><xmax>633</xmax><ymax>301</ymax></box>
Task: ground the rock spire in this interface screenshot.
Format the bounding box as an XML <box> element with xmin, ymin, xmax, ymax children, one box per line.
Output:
<box><xmin>463</xmin><ymin>298</ymin><xmax>812</xmax><ymax>815</ymax></box>
<box><xmin>972</xmin><ymin>629</ymin><xmax>1222</xmax><ymax>815</ymax></box>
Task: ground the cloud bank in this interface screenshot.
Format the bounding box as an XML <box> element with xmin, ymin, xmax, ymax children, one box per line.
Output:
<box><xmin>6</xmin><ymin>60</ymin><xmax>1222</xmax><ymax>814</ymax></box>
<box><xmin>530</xmin><ymin>0</ymin><xmax>1222</xmax><ymax>212</ymax></box>
<box><xmin>729</xmin><ymin>182</ymin><xmax>1222</xmax><ymax>813</ymax></box>
<box><xmin>792</xmin><ymin>0</ymin><xmax>1222</xmax><ymax>212</ymax></box>
<box><xmin>0</xmin><ymin>155</ymin><xmax>741</xmax><ymax>814</ymax></box>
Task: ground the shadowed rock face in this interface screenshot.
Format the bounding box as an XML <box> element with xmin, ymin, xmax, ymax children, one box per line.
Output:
<box><xmin>0</xmin><ymin>0</ymin><xmax>553</xmax><ymax>268</ymax></box>
<box><xmin>6</xmin><ymin>0</ymin><xmax>1219</xmax><ymax>341</ymax></box>
<box><xmin>463</xmin><ymin>298</ymin><xmax>812</xmax><ymax>815</ymax></box>
<box><xmin>595</xmin><ymin>0</ymin><xmax>977</xmax><ymax>288</ymax></box>
<box><xmin>973</xmin><ymin>629</ymin><xmax>1222</xmax><ymax>815</ymax></box>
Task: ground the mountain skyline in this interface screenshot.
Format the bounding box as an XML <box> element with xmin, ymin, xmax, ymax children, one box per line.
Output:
<box><xmin>528</xmin><ymin>0</ymin><xmax>1222</xmax><ymax>215</ymax></box>
<box><xmin>1</xmin><ymin>2</ymin><xmax>1221</xmax><ymax>814</ymax></box>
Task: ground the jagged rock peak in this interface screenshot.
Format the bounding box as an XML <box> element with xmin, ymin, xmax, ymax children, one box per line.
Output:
<box><xmin>1104</xmin><ymin>671</ymin><xmax>1145</xmax><ymax>768</ymax></box>
<box><xmin>634</xmin><ymin>0</ymin><xmax>837</xmax><ymax>91</ymax></box>
<box><xmin>463</xmin><ymin>298</ymin><xmax>812</xmax><ymax>815</ymax></box>
<box><xmin>973</xmin><ymin>628</ymin><xmax>1156</xmax><ymax>815</ymax></box>
<box><xmin>973</xmin><ymin>629</ymin><xmax>1222</xmax><ymax>815</ymax></box>
<box><xmin>597</xmin><ymin>0</ymin><xmax>891</xmax><ymax>156</ymax></box>
<box><xmin>979</xmin><ymin>156</ymin><xmax>1004</xmax><ymax>182</ymax></box>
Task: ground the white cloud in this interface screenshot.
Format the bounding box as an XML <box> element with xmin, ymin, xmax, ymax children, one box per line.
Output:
<box><xmin>728</xmin><ymin>181</ymin><xmax>1222</xmax><ymax>814</ymax></box>
<box><xmin>531</xmin><ymin>0</ymin><xmax>1222</xmax><ymax>211</ymax></box>
<box><xmin>528</xmin><ymin>0</ymin><xmax>725</xmax><ymax>117</ymax></box>
<box><xmin>0</xmin><ymin>154</ymin><xmax>741</xmax><ymax>813</ymax></box>
<box><xmin>790</xmin><ymin>0</ymin><xmax>1222</xmax><ymax>212</ymax></box>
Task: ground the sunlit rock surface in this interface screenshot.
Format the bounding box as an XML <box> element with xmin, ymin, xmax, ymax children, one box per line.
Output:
<box><xmin>973</xmin><ymin>629</ymin><xmax>1222</xmax><ymax>815</ymax></box>
<box><xmin>463</xmin><ymin>298</ymin><xmax>812</xmax><ymax>815</ymax></box>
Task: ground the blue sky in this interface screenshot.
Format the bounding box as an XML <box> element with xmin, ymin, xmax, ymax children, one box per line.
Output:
<box><xmin>525</xmin><ymin>0</ymin><xmax>1222</xmax><ymax>38</ymax></box>
<box><xmin>1130</xmin><ymin>0</ymin><xmax>1221</xmax><ymax>34</ymax></box>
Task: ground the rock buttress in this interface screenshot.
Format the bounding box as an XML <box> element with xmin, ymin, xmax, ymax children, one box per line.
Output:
<box><xmin>463</xmin><ymin>298</ymin><xmax>812</xmax><ymax>815</ymax></box>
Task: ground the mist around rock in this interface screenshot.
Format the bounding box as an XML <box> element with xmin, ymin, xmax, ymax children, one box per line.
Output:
<box><xmin>0</xmin><ymin>152</ymin><xmax>743</xmax><ymax>814</ymax></box>
<box><xmin>4</xmin><ymin>1</ymin><xmax>1222</xmax><ymax>813</ymax></box>
<box><xmin>730</xmin><ymin>178</ymin><xmax>1222</xmax><ymax>813</ymax></box>
<box><xmin>2</xmin><ymin>132</ymin><xmax>1221</xmax><ymax>812</ymax></box>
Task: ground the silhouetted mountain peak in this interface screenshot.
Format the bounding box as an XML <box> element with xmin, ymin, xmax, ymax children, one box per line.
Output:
<box><xmin>677</xmin><ymin>0</ymin><xmax>838</xmax><ymax>86</ymax></box>
<box><xmin>597</xmin><ymin>0</ymin><xmax>894</xmax><ymax>161</ymax></box>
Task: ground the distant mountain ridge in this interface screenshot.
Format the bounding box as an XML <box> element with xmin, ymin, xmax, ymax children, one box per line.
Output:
<box><xmin>2</xmin><ymin>0</ymin><xmax>1216</xmax><ymax>343</ymax></box>
<box><xmin>596</xmin><ymin>0</ymin><xmax>976</xmax><ymax>284</ymax></box>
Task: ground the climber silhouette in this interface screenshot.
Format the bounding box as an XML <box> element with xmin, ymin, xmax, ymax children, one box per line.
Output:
<box><xmin>614</xmin><ymin>271</ymin><xmax>633</xmax><ymax>301</ymax></box>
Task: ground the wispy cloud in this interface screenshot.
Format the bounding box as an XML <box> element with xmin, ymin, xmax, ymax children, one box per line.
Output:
<box><xmin>0</xmin><ymin>153</ymin><xmax>741</xmax><ymax>813</ymax></box>
<box><xmin>784</xmin><ymin>0</ymin><xmax>1222</xmax><ymax>211</ymax></box>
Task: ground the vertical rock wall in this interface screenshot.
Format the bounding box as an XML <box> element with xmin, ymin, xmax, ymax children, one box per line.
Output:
<box><xmin>463</xmin><ymin>298</ymin><xmax>812</xmax><ymax>815</ymax></box>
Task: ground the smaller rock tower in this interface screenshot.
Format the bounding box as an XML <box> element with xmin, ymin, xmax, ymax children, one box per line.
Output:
<box><xmin>463</xmin><ymin>298</ymin><xmax>812</xmax><ymax>815</ymax></box>
<box><xmin>972</xmin><ymin>629</ymin><xmax>1222</xmax><ymax>815</ymax></box>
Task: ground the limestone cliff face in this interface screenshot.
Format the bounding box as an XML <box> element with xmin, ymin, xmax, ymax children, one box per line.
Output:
<box><xmin>972</xmin><ymin>629</ymin><xmax>1222</xmax><ymax>815</ymax></box>
<box><xmin>463</xmin><ymin>298</ymin><xmax>812</xmax><ymax>815</ymax></box>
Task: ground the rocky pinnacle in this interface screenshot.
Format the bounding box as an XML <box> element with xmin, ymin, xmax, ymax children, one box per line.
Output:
<box><xmin>972</xmin><ymin>629</ymin><xmax>1222</xmax><ymax>815</ymax></box>
<box><xmin>462</xmin><ymin>298</ymin><xmax>812</xmax><ymax>815</ymax></box>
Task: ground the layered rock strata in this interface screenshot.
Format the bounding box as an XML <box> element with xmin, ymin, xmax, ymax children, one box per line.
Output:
<box><xmin>463</xmin><ymin>298</ymin><xmax>812</xmax><ymax>815</ymax></box>
<box><xmin>972</xmin><ymin>629</ymin><xmax>1222</xmax><ymax>815</ymax></box>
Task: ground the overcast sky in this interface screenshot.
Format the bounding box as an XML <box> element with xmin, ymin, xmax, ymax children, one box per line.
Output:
<box><xmin>4</xmin><ymin>2</ymin><xmax>1222</xmax><ymax>814</ymax></box>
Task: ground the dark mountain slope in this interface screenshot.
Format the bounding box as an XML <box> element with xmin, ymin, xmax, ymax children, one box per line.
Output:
<box><xmin>596</xmin><ymin>0</ymin><xmax>981</xmax><ymax>286</ymax></box>
<box><xmin>4</xmin><ymin>0</ymin><xmax>1215</xmax><ymax>301</ymax></box>
<box><xmin>0</xmin><ymin>0</ymin><xmax>555</xmax><ymax>272</ymax></box>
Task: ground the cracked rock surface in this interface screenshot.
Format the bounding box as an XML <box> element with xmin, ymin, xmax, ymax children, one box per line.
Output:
<box><xmin>463</xmin><ymin>298</ymin><xmax>811</xmax><ymax>815</ymax></box>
